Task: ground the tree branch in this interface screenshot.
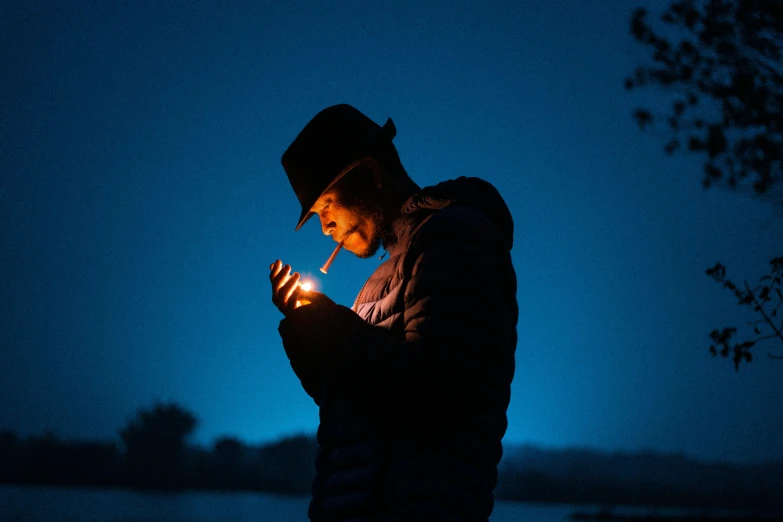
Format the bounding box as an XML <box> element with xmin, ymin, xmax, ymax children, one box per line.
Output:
<box><xmin>745</xmin><ymin>280</ymin><xmax>783</xmax><ymax>344</ymax></box>
<box><xmin>753</xmin><ymin>333</ymin><xmax>782</xmax><ymax>344</ymax></box>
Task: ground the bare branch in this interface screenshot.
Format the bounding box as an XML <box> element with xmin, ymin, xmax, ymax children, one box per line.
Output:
<box><xmin>744</xmin><ymin>280</ymin><xmax>783</xmax><ymax>344</ymax></box>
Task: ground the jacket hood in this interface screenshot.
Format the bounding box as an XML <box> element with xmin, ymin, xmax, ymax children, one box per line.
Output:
<box><xmin>401</xmin><ymin>177</ymin><xmax>514</xmax><ymax>250</ymax></box>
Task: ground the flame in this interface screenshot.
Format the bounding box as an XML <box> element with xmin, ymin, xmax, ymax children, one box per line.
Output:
<box><xmin>282</xmin><ymin>273</ymin><xmax>313</xmax><ymax>292</ymax></box>
<box><xmin>281</xmin><ymin>274</ymin><xmax>314</xmax><ymax>309</ymax></box>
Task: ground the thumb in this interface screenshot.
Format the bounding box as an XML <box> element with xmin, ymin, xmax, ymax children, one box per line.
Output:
<box><xmin>300</xmin><ymin>291</ymin><xmax>334</xmax><ymax>306</ymax></box>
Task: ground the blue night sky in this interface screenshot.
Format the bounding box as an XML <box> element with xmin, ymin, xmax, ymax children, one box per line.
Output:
<box><xmin>1</xmin><ymin>1</ymin><xmax>781</xmax><ymax>465</ymax></box>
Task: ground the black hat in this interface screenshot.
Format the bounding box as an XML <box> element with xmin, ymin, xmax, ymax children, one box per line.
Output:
<box><xmin>281</xmin><ymin>104</ymin><xmax>396</xmax><ymax>231</ymax></box>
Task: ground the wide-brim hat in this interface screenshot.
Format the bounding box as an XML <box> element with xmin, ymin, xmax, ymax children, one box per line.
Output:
<box><xmin>281</xmin><ymin>104</ymin><xmax>396</xmax><ymax>231</ymax></box>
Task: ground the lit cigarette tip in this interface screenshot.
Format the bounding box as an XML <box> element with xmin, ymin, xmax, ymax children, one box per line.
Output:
<box><xmin>320</xmin><ymin>239</ymin><xmax>345</xmax><ymax>274</ymax></box>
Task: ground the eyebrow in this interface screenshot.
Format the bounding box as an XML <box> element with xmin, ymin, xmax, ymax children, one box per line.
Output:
<box><xmin>311</xmin><ymin>196</ymin><xmax>332</xmax><ymax>213</ymax></box>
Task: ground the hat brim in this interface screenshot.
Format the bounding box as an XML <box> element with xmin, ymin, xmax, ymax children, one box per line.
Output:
<box><xmin>294</xmin><ymin>158</ymin><xmax>367</xmax><ymax>231</ymax></box>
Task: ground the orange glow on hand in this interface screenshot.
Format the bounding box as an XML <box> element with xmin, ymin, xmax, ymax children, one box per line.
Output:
<box><xmin>294</xmin><ymin>280</ymin><xmax>313</xmax><ymax>309</ymax></box>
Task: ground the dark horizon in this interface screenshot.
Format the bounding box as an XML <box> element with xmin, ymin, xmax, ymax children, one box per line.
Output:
<box><xmin>3</xmin><ymin>402</ymin><xmax>782</xmax><ymax>512</ymax></box>
<box><xmin>6</xmin><ymin>411</ymin><xmax>783</xmax><ymax>469</ymax></box>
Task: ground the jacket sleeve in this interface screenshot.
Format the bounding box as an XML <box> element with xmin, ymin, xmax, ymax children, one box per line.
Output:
<box><xmin>278</xmin><ymin>297</ymin><xmax>342</xmax><ymax>406</ymax></box>
<box><xmin>279</xmin><ymin>206</ymin><xmax>517</xmax><ymax>415</ymax></box>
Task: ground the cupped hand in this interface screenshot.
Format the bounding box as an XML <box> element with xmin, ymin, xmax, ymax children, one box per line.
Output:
<box><xmin>296</xmin><ymin>290</ymin><xmax>336</xmax><ymax>309</ymax></box>
<box><xmin>270</xmin><ymin>260</ymin><xmax>303</xmax><ymax>317</ymax></box>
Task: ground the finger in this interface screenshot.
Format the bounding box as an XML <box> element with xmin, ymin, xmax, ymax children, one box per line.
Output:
<box><xmin>269</xmin><ymin>260</ymin><xmax>283</xmax><ymax>281</ymax></box>
<box><xmin>279</xmin><ymin>276</ymin><xmax>300</xmax><ymax>315</ymax></box>
<box><xmin>301</xmin><ymin>291</ymin><xmax>327</xmax><ymax>304</ymax></box>
<box><xmin>272</xmin><ymin>260</ymin><xmax>285</xmax><ymax>279</ymax></box>
<box><xmin>281</xmin><ymin>272</ymin><xmax>300</xmax><ymax>303</ymax></box>
<box><xmin>285</xmin><ymin>286</ymin><xmax>302</xmax><ymax>315</ymax></box>
<box><xmin>272</xmin><ymin>264</ymin><xmax>291</xmax><ymax>293</ymax></box>
<box><xmin>274</xmin><ymin>271</ymin><xmax>298</xmax><ymax>310</ymax></box>
<box><xmin>271</xmin><ymin>266</ymin><xmax>291</xmax><ymax>311</ymax></box>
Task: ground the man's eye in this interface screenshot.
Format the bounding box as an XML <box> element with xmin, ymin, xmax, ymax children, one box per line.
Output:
<box><xmin>323</xmin><ymin>202</ymin><xmax>331</xmax><ymax>211</ymax></box>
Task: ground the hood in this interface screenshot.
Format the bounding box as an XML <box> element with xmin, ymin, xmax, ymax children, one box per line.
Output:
<box><xmin>401</xmin><ymin>177</ymin><xmax>514</xmax><ymax>250</ymax></box>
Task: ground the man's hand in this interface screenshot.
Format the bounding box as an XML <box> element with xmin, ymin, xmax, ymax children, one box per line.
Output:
<box><xmin>270</xmin><ymin>260</ymin><xmax>303</xmax><ymax>317</ymax></box>
<box><xmin>270</xmin><ymin>260</ymin><xmax>338</xmax><ymax>317</ymax></box>
<box><xmin>296</xmin><ymin>290</ymin><xmax>335</xmax><ymax>309</ymax></box>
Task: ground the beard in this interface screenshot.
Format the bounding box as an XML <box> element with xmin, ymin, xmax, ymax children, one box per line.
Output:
<box><xmin>351</xmin><ymin>198</ymin><xmax>391</xmax><ymax>259</ymax></box>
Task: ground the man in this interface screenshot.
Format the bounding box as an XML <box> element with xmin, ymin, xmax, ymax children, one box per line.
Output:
<box><xmin>269</xmin><ymin>104</ymin><xmax>517</xmax><ymax>521</ymax></box>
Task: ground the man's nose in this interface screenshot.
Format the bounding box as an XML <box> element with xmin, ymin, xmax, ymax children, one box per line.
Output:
<box><xmin>320</xmin><ymin>215</ymin><xmax>336</xmax><ymax>236</ymax></box>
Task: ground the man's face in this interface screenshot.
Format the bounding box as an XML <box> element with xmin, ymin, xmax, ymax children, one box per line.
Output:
<box><xmin>310</xmin><ymin>183</ymin><xmax>384</xmax><ymax>259</ymax></box>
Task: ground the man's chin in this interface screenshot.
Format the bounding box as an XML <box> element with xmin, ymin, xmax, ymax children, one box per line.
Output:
<box><xmin>350</xmin><ymin>245</ymin><xmax>378</xmax><ymax>259</ymax></box>
<box><xmin>348</xmin><ymin>237</ymin><xmax>382</xmax><ymax>259</ymax></box>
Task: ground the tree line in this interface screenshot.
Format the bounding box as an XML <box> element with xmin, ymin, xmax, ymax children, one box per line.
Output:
<box><xmin>0</xmin><ymin>402</ymin><xmax>316</xmax><ymax>494</ymax></box>
<box><xmin>1</xmin><ymin>402</ymin><xmax>782</xmax><ymax>511</ymax></box>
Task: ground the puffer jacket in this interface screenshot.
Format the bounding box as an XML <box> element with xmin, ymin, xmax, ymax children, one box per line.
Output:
<box><xmin>278</xmin><ymin>177</ymin><xmax>517</xmax><ymax>521</ymax></box>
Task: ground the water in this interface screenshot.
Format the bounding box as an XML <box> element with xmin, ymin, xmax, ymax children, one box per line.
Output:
<box><xmin>0</xmin><ymin>485</ymin><xmax>715</xmax><ymax>522</ymax></box>
<box><xmin>1</xmin><ymin>485</ymin><xmax>310</xmax><ymax>522</ymax></box>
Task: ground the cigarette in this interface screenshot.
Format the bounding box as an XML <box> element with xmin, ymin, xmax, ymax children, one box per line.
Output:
<box><xmin>320</xmin><ymin>239</ymin><xmax>345</xmax><ymax>274</ymax></box>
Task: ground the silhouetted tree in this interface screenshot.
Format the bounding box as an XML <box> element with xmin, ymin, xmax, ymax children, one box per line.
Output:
<box><xmin>212</xmin><ymin>436</ymin><xmax>247</xmax><ymax>489</ymax></box>
<box><xmin>0</xmin><ymin>431</ymin><xmax>21</xmax><ymax>482</ymax></box>
<box><xmin>626</xmin><ymin>0</ymin><xmax>782</xmax><ymax>369</ymax></box>
<box><xmin>706</xmin><ymin>257</ymin><xmax>783</xmax><ymax>369</ymax></box>
<box><xmin>626</xmin><ymin>0</ymin><xmax>782</xmax><ymax>201</ymax></box>
<box><xmin>119</xmin><ymin>402</ymin><xmax>197</xmax><ymax>489</ymax></box>
<box><xmin>256</xmin><ymin>433</ymin><xmax>317</xmax><ymax>494</ymax></box>
<box><xmin>20</xmin><ymin>432</ymin><xmax>60</xmax><ymax>485</ymax></box>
